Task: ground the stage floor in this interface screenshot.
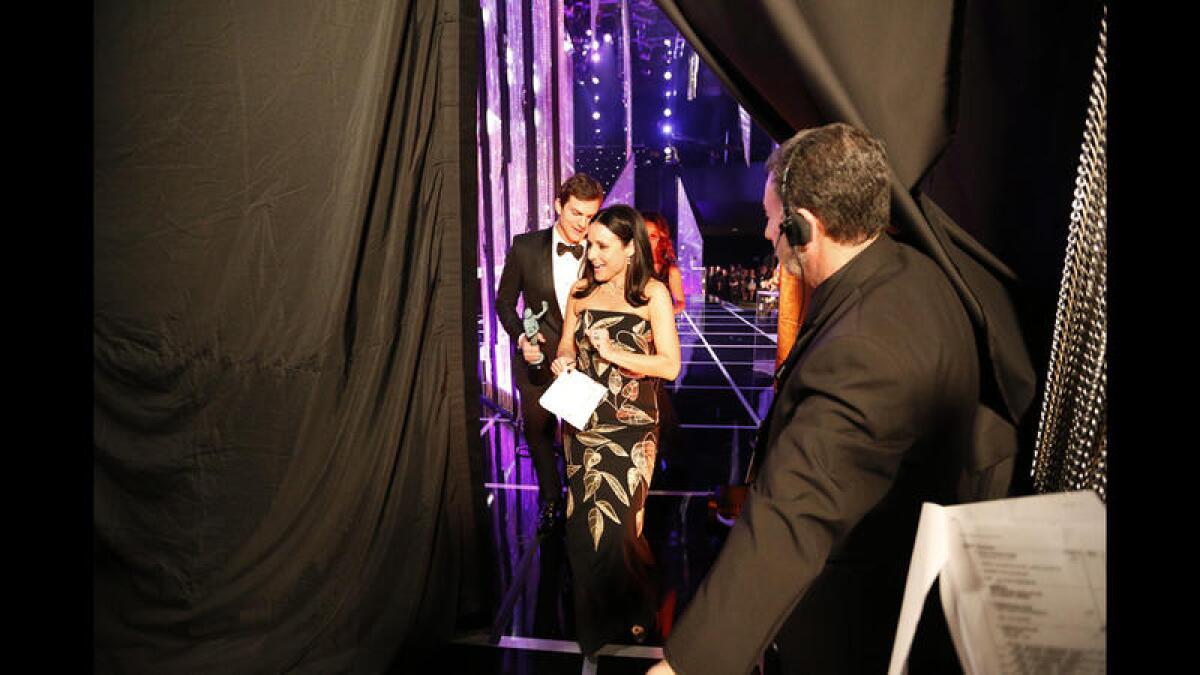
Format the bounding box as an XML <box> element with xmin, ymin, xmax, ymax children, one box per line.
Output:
<box><xmin>434</xmin><ymin>299</ymin><xmax>779</xmax><ymax>674</ymax></box>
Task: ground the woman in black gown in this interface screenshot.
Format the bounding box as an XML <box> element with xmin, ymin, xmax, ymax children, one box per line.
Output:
<box><xmin>550</xmin><ymin>205</ymin><xmax>682</xmax><ymax>657</ymax></box>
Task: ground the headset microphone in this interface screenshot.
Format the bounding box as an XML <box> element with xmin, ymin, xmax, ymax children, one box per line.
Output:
<box><xmin>779</xmin><ymin>160</ymin><xmax>811</xmax><ymax>247</ymax></box>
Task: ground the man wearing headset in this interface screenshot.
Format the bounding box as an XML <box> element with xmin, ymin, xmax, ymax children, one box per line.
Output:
<box><xmin>650</xmin><ymin>123</ymin><xmax>975</xmax><ymax>674</ymax></box>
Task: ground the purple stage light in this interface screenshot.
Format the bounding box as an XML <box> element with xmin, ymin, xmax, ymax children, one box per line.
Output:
<box><xmin>603</xmin><ymin>33</ymin><xmax>612</xmax><ymax>44</ymax></box>
<box><xmin>591</xmin><ymin>76</ymin><xmax>599</xmax><ymax>84</ymax></box>
<box><xmin>591</xmin><ymin>52</ymin><xmax>600</xmax><ymax>63</ymax></box>
<box><xmin>662</xmin><ymin>123</ymin><xmax>673</xmax><ymax>134</ymax></box>
<box><xmin>592</xmin><ymin>111</ymin><xmax>600</xmax><ymax>120</ymax></box>
<box><xmin>663</xmin><ymin>71</ymin><xmax>672</xmax><ymax>80</ymax></box>
<box><xmin>663</xmin><ymin>108</ymin><xmax>672</xmax><ymax>117</ymax></box>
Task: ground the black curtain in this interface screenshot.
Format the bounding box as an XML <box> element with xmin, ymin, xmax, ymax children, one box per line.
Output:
<box><xmin>94</xmin><ymin>1</ymin><xmax>485</xmax><ymax>671</ymax></box>
<box><xmin>918</xmin><ymin>1</ymin><xmax>1105</xmax><ymax>493</ymax></box>
<box><xmin>654</xmin><ymin>0</ymin><xmax>1101</xmax><ymax>481</ymax></box>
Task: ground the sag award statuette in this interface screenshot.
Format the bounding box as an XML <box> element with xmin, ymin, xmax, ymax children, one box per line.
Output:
<box><xmin>522</xmin><ymin>301</ymin><xmax>551</xmax><ymax>385</ymax></box>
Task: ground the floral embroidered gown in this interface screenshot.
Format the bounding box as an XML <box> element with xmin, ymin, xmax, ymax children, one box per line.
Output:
<box><xmin>564</xmin><ymin>308</ymin><xmax>659</xmax><ymax>655</ymax></box>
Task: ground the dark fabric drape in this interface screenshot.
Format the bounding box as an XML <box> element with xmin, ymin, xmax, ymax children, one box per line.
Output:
<box><xmin>94</xmin><ymin>1</ymin><xmax>484</xmax><ymax>672</ymax></box>
<box><xmin>655</xmin><ymin>0</ymin><xmax>1038</xmax><ymax>458</ymax></box>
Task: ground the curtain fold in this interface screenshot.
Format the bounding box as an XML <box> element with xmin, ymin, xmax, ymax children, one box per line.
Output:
<box><xmin>654</xmin><ymin>0</ymin><xmax>1036</xmax><ymax>432</ymax></box>
<box><xmin>94</xmin><ymin>0</ymin><xmax>483</xmax><ymax>671</ymax></box>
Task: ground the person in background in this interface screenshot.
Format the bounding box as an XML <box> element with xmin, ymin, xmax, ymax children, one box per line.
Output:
<box><xmin>639</xmin><ymin>211</ymin><xmax>684</xmax><ymax>474</ymax></box>
<box><xmin>641</xmin><ymin>211</ymin><xmax>687</xmax><ymax>315</ymax></box>
<box><xmin>707</xmin><ymin>267</ymin><xmax>725</xmax><ymax>303</ymax></box>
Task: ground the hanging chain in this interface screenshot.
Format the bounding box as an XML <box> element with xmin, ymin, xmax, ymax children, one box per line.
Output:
<box><xmin>1032</xmin><ymin>7</ymin><xmax>1107</xmax><ymax>501</ymax></box>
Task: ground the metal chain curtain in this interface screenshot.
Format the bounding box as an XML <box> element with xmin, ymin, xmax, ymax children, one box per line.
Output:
<box><xmin>1032</xmin><ymin>7</ymin><xmax>1107</xmax><ymax>500</ymax></box>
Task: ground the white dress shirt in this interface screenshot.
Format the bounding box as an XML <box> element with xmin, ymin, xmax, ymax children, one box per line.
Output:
<box><xmin>550</xmin><ymin>225</ymin><xmax>587</xmax><ymax>319</ymax></box>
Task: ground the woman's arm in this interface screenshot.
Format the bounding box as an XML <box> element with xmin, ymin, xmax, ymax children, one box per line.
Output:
<box><xmin>668</xmin><ymin>265</ymin><xmax>686</xmax><ymax>315</ymax></box>
<box><xmin>588</xmin><ymin>282</ymin><xmax>681</xmax><ymax>380</ymax></box>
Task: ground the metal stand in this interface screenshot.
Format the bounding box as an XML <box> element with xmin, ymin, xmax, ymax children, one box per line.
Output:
<box><xmin>480</xmin><ymin>393</ymin><xmax>531</xmax><ymax>457</ymax></box>
<box><xmin>481</xmin><ymin>393</ymin><xmax>521</xmax><ymax>428</ymax></box>
<box><xmin>488</xmin><ymin>527</ymin><xmax>551</xmax><ymax>644</ymax></box>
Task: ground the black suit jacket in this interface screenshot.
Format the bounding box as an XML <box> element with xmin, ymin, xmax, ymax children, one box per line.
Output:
<box><xmin>496</xmin><ymin>228</ymin><xmax>568</xmax><ymax>367</ymax></box>
<box><xmin>664</xmin><ymin>234</ymin><xmax>981</xmax><ymax>674</ymax></box>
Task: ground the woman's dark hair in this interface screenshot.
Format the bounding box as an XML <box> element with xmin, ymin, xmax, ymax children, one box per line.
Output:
<box><xmin>572</xmin><ymin>204</ymin><xmax>655</xmax><ymax>308</ymax></box>
<box><xmin>641</xmin><ymin>210</ymin><xmax>677</xmax><ymax>282</ymax></box>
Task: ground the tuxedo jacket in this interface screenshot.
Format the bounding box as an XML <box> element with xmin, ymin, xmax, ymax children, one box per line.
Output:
<box><xmin>664</xmin><ymin>234</ymin><xmax>985</xmax><ymax>674</ymax></box>
<box><xmin>496</xmin><ymin>228</ymin><xmax>570</xmax><ymax>371</ymax></box>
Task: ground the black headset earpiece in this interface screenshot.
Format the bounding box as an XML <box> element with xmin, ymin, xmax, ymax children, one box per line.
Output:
<box><xmin>779</xmin><ymin>161</ymin><xmax>811</xmax><ymax>247</ymax></box>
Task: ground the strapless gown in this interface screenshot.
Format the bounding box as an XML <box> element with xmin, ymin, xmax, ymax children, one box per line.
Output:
<box><xmin>564</xmin><ymin>309</ymin><xmax>660</xmax><ymax>655</ymax></box>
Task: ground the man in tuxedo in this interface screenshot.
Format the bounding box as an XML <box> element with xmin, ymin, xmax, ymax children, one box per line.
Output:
<box><xmin>650</xmin><ymin>123</ymin><xmax>983</xmax><ymax>673</ymax></box>
<box><xmin>496</xmin><ymin>173</ymin><xmax>604</xmax><ymax>535</ymax></box>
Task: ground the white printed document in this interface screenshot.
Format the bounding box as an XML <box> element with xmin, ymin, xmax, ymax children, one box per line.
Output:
<box><xmin>538</xmin><ymin>368</ymin><xmax>607</xmax><ymax>430</ymax></box>
<box><xmin>888</xmin><ymin>490</ymin><xmax>1105</xmax><ymax>675</ymax></box>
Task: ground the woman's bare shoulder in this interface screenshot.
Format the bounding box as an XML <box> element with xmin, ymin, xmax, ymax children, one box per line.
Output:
<box><xmin>644</xmin><ymin>278</ymin><xmax>669</xmax><ymax>298</ymax></box>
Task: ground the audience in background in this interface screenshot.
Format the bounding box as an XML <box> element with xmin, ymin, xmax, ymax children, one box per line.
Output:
<box><xmin>703</xmin><ymin>258</ymin><xmax>777</xmax><ymax>305</ymax></box>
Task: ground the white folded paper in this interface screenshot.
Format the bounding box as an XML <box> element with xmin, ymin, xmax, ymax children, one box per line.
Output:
<box><xmin>538</xmin><ymin>368</ymin><xmax>608</xmax><ymax>430</ymax></box>
<box><xmin>888</xmin><ymin>490</ymin><xmax>1106</xmax><ymax>675</ymax></box>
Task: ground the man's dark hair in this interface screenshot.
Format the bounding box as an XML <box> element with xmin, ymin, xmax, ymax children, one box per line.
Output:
<box><xmin>556</xmin><ymin>172</ymin><xmax>605</xmax><ymax>206</ymax></box>
<box><xmin>766</xmin><ymin>123</ymin><xmax>890</xmax><ymax>245</ymax></box>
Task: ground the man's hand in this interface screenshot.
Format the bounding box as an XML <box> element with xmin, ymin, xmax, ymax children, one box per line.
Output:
<box><xmin>518</xmin><ymin>332</ymin><xmax>546</xmax><ymax>364</ymax></box>
<box><xmin>646</xmin><ymin>659</ymin><xmax>676</xmax><ymax>674</ymax></box>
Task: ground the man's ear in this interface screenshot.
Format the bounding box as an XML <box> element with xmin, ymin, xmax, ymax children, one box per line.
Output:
<box><xmin>796</xmin><ymin>207</ymin><xmax>823</xmax><ymax>240</ymax></box>
<box><xmin>553</xmin><ymin>199</ymin><xmax>563</xmax><ymax>216</ymax></box>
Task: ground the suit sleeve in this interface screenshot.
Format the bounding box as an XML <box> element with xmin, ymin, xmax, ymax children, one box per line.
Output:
<box><xmin>495</xmin><ymin>237</ymin><xmax>526</xmax><ymax>343</ymax></box>
<box><xmin>663</xmin><ymin>335</ymin><xmax>926</xmax><ymax>675</ymax></box>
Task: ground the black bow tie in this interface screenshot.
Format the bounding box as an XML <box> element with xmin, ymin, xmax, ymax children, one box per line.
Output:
<box><xmin>557</xmin><ymin>242</ymin><xmax>584</xmax><ymax>259</ymax></box>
